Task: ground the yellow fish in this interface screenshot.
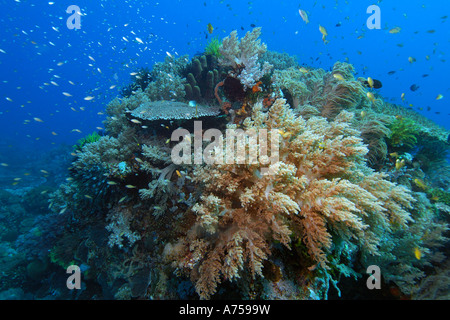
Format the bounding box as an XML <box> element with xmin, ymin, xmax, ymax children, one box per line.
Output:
<box><xmin>299</xmin><ymin>67</ymin><xmax>309</xmax><ymax>74</ymax></box>
<box><xmin>367</xmin><ymin>77</ymin><xmax>374</xmax><ymax>88</ymax></box>
<box><xmin>366</xmin><ymin>92</ymin><xmax>375</xmax><ymax>102</ymax></box>
<box><xmin>125</xmin><ymin>184</ymin><xmax>137</xmax><ymax>189</ymax></box>
<box><xmin>84</xmin><ymin>96</ymin><xmax>95</xmax><ymax>101</ymax></box>
<box><xmin>414</xmin><ymin>247</ymin><xmax>422</xmax><ymax>260</ymax></box>
<box><xmin>401</xmin><ymin>93</ymin><xmax>405</xmax><ymax>101</ymax></box>
<box><xmin>277</xmin><ymin>129</ymin><xmax>291</xmax><ymax>138</ymax></box>
<box><xmin>175</xmin><ymin>170</ymin><xmax>182</xmax><ymax>177</ymax></box>
<box><xmin>207</xmin><ymin>23</ymin><xmax>214</xmax><ymax>34</ymax></box>
<box><xmin>390</xmin><ymin>152</ymin><xmax>400</xmax><ymax>158</ymax></box>
<box><xmin>389</xmin><ymin>27</ymin><xmax>401</xmax><ymax>34</ymax></box>
<box><xmin>319</xmin><ymin>25</ymin><xmax>328</xmax><ymax>43</ymax></box>
<box><xmin>413</xmin><ymin>178</ymin><xmax>428</xmax><ymax>190</ymax></box>
<box><xmin>436</xmin><ymin>94</ymin><xmax>444</xmax><ymax>100</ymax></box>
<box><xmin>333</xmin><ymin>73</ymin><xmax>345</xmax><ymax>81</ymax></box>
<box><xmin>408</xmin><ymin>56</ymin><xmax>416</xmax><ymax>63</ymax></box>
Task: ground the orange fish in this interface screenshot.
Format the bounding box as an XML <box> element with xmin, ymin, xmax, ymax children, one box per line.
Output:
<box><xmin>252</xmin><ymin>81</ymin><xmax>262</xmax><ymax>93</ymax></box>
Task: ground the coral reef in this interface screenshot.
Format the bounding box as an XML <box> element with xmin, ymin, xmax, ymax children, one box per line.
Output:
<box><xmin>163</xmin><ymin>99</ymin><xmax>422</xmax><ymax>299</ymax></box>
<box><xmin>16</xmin><ymin>28</ymin><xmax>448</xmax><ymax>301</ymax></box>
<box><xmin>120</xmin><ymin>67</ymin><xmax>152</xmax><ymax>98</ymax></box>
<box><xmin>260</xmin><ymin>50</ymin><xmax>299</xmax><ymax>70</ymax></box>
<box><xmin>145</xmin><ymin>55</ymin><xmax>189</xmax><ymax>101</ymax></box>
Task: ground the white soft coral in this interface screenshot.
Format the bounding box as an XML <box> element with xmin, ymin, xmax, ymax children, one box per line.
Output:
<box><xmin>219</xmin><ymin>27</ymin><xmax>272</xmax><ymax>90</ymax></box>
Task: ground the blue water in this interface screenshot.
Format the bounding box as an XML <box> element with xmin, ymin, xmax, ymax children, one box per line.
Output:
<box><xmin>1</xmin><ymin>0</ymin><xmax>448</xmax><ymax>152</ymax></box>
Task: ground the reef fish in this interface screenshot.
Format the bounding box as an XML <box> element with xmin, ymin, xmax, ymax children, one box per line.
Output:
<box><xmin>410</xmin><ymin>84</ymin><xmax>420</xmax><ymax>92</ymax></box>
<box><xmin>361</xmin><ymin>78</ymin><xmax>382</xmax><ymax>89</ymax></box>
<box><xmin>413</xmin><ymin>178</ymin><xmax>428</xmax><ymax>190</ymax></box>
<box><xmin>319</xmin><ymin>25</ymin><xmax>328</xmax><ymax>43</ymax></box>
<box><xmin>389</xmin><ymin>27</ymin><xmax>401</xmax><ymax>34</ymax></box>
<box><xmin>207</xmin><ymin>23</ymin><xmax>214</xmax><ymax>34</ymax></box>
<box><xmin>333</xmin><ymin>73</ymin><xmax>345</xmax><ymax>81</ymax></box>
<box><xmin>299</xmin><ymin>9</ymin><xmax>309</xmax><ymax>24</ymax></box>
<box><xmin>414</xmin><ymin>247</ymin><xmax>422</xmax><ymax>260</ymax></box>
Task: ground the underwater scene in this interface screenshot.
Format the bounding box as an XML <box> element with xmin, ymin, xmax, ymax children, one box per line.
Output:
<box><xmin>0</xmin><ymin>0</ymin><xmax>449</xmax><ymax>302</ymax></box>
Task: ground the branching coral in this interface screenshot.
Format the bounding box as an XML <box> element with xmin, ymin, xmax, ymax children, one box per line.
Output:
<box><xmin>106</xmin><ymin>206</ymin><xmax>141</xmax><ymax>248</ymax></box>
<box><xmin>165</xmin><ymin>98</ymin><xmax>416</xmax><ymax>299</ymax></box>
<box><xmin>219</xmin><ymin>27</ymin><xmax>273</xmax><ymax>90</ymax></box>
<box><xmin>104</xmin><ymin>91</ymin><xmax>151</xmax><ymax>137</ymax></box>
<box><xmin>126</xmin><ymin>55</ymin><xmax>189</xmax><ymax>102</ymax></box>
<box><xmin>260</xmin><ymin>50</ymin><xmax>299</xmax><ymax>70</ymax></box>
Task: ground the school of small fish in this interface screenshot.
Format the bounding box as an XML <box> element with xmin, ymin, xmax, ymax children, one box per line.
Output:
<box><xmin>0</xmin><ymin>1</ymin><xmax>448</xmax><ymax>188</ymax></box>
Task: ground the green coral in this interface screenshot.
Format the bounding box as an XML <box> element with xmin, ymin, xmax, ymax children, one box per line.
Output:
<box><xmin>74</xmin><ymin>132</ymin><xmax>102</xmax><ymax>151</ymax></box>
<box><xmin>428</xmin><ymin>188</ymin><xmax>450</xmax><ymax>205</ymax></box>
<box><xmin>204</xmin><ymin>37</ymin><xmax>221</xmax><ymax>58</ymax></box>
<box><xmin>387</xmin><ymin>118</ymin><xmax>420</xmax><ymax>149</ymax></box>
